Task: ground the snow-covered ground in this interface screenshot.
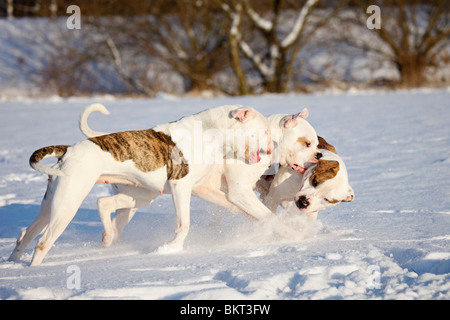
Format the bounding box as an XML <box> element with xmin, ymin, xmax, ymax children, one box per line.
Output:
<box><xmin>0</xmin><ymin>89</ymin><xmax>449</xmax><ymax>300</ymax></box>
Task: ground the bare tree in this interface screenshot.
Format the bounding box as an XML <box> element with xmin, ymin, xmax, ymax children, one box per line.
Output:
<box><xmin>39</xmin><ymin>0</ymin><xmax>231</xmax><ymax>96</ymax></box>
<box><xmin>217</xmin><ymin>0</ymin><xmax>341</xmax><ymax>93</ymax></box>
<box><xmin>40</xmin><ymin>21</ymin><xmax>127</xmax><ymax>97</ymax></box>
<box><xmin>87</xmin><ymin>16</ymin><xmax>155</xmax><ymax>96</ymax></box>
<box><xmin>132</xmin><ymin>0</ymin><xmax>229</xmax><ymax>93</ymax></box>
<box><xmin>349</xmin><ymin>0</ymin><xmax>450</xmax><ymax>87</ymax></box>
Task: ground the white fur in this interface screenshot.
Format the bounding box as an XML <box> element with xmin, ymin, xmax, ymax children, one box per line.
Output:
<box><xmin>261</xmin><ymin>165</ymin><xmax>303</xmax><ymax>212</ymax></box>
<box><xmin>295</xmin><ymin>149</ymin><xmax>354</xmax><ymax>216</ymax></box>
<box><xmin>9</xmin><ymin>104</ymin><xmax>273</xmax><ymax>266</ymax></box>
<box><xmin>78</xmin><ymin>103</ymin><xmax>110</xmax><ymax>138</ymax></box>
<box><xmin>75</xmin><ymin>108</ymin><xmax>321</xmax><ymax>248</ymax></box>
<box><xmin>267</xmin><ymin>111</ymin><xmax>319</xmax><ymax>173</ymax></box>
<box><xmin>263</xmin><ymin>148</ymin><xmax>354</xmax><ymax>219</ymax></box>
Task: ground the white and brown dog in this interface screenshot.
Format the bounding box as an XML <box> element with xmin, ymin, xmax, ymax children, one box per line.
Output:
<box><xmin>9</xmin><ymin>105</ymin><xmax>278</xmax><ymax>266</ymax></box>
<box><xmin>9</xmin><ymin>103</ymin><xmax>321</xmax><ymax>266</ymax></box>
<box><xmin>260</xmin><ymin>136</ymin><xmax>354</xmax><ymax>218</ymax></box>
<box><xmin>77</xmin><ymin>104</ymin><xmax>322</xmax><ymax>247</ymax></box>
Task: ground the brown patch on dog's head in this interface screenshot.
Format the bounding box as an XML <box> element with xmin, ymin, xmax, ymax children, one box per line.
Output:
<box><xmin>89</xmin><ymin>129</ymin><xmax>189</xmax><ymax>180</ymax></box>
<box><xmin>310</xmin><ymin>159</ymin><xmax>340</xmax><ymax>187</ymax></box>
<box><xmin>297</xmin><ymin>137</ymin><xmax>311</xmax><ymax>148</ymax></box>
<box><xmin>317</xmin><ymin>136</ymin><xmax>337</xmax><ymax>154</ymax></box>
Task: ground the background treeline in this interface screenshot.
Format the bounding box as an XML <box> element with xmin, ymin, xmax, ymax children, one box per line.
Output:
<box><xmin>0</xmin><ymin>0</ymin><xmax>448</xmax><ymax>97</ymax></box>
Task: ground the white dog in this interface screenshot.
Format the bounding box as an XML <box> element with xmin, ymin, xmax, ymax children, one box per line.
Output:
<box><xmin>260</xmin><ymin>136</ymin><xmax>354</xmax><ymax>218</ymax></box>
<box><xmin>9</xmin><ymin>104</ymin><xmax>277</xmax><ymax>266</ymax></box>
<box><xmin>77</xmin><ymin>104</ymin><xmax>322</xmax><ymax>247</ymax></box>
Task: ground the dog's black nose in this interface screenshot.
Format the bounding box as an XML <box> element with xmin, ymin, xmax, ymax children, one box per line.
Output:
<box><xmin>315</xmin><ymin>152</ymin><xmax>323</xmax><ymax>160</ymax></box>
<box><xmin>296</xmin><ymin>195</ymin><xmax>310</xmax><ymax>209</ymax></box>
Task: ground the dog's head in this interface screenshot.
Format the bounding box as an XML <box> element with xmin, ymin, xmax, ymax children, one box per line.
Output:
<box><xmin>277</xmin><ymin>109</ymin><xmax>321</xmax><ymax>173</ymax></box>
<box><xmin>294</xmin><ymin>141</ymin><xmax>354</xmax><ymax>214</ymax></box>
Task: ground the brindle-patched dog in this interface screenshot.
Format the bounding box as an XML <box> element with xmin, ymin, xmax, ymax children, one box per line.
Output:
<box><xmin>10</xmin><ymin>104</ymin><xmax>277</xmax><ymax>266</ymax></box>
<box><xmin>74</xmin><ymin>105</ymin><xmax>323</xmax><ymax>248</ymax></box>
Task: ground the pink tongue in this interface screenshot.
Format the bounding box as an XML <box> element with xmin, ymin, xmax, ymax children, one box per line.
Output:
<box><xmin>291</xmin><ymin>164</ymin><xmax>305</xmax><ymax>174</ymax></box>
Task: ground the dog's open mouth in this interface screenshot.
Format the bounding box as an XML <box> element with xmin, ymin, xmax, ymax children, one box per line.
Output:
<box><xmin>290</xmin><ymin>163</ymin><xmax>306</xmax><ymax>174</ymax></box>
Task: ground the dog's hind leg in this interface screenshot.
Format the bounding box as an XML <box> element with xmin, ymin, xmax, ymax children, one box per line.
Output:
<box><xmin>8</xmin><ymin>183</ymin><xmax>53</xmax><ymax>262</ymax></box>
<box><xmin>98</xmin><ymin>194</ymin><xmax>132</xmax><ymax>248</ymax></box>
<box><xmin>102</xmin><ymin>185</ymin><xmax>159</xmax><ymax>246</ymax></box>
<box><xmin>98</xmin><ymin>190</ymin><xmax>158</xmax><ymax>247</ymax></box>
<box><xmin>30</xmin><ymin>207</ymin><xmax>77</xmax><ymax>266</ymax></box>
<box><xmin>110</xmin><ymin>208</ymin><xmax>138</xmax><ymax>244</ymax></box>
<box><xmin>30</xmin><ymin>173</ymin><xmax>98</xmax><ymax>266</ymax></box>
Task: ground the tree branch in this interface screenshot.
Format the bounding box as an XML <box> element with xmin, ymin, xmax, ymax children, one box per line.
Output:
<box><xmin>281</xmin><ymin>0</ymin><xmax>319</xmax><ymax>48</ymax></box>
<box><xmin>242</xmin><ymin>0</ymin><xmax>273</xmax><ymax>32</ymax></box>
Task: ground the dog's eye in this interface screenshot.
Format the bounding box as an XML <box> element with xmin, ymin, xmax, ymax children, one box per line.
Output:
<box><xmin>306</xmin><ymin>142</ymin><xmax>311</xmax><ymax>148</ymax></box>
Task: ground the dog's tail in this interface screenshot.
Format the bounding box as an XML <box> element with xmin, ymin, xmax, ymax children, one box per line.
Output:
<box><xmin>29</xmin><ymin>145</ymin><xmax>70</xmax><ymax>177</ymax></box>
<box><xmin>79</xmin><ymin>103</ymin><xmax>111</xmax><ymax>138</ymax></box>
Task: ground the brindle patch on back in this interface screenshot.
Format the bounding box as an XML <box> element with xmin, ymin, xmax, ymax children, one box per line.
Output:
<box><xmin>317</xmin><ymin>136</ymin><xmax>337</xmax><ymax>154</ymax></box>
<box><xmin>310</xmin><ymin>159</ymin><xmax>339</xmax><ymax>187</ymax></box>
<box><xmin>89</xmin><ymin>129</ymin><xmax>189</xmax><ymax>180</ymax></box>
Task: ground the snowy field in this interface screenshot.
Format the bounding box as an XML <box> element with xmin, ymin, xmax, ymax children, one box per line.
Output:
<box><xmin>0</xmin><ymin>89</ymin><xmax>449</xmax><ymax>300</ymax></box>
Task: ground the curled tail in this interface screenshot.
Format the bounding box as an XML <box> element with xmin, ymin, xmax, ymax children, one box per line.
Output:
<box><xmin>79</xmin><ymin>103</ymin><xmax>111</xmax><ymax>138</ymax></box>
<box><xmin>29</xmin><ymin>145</ymin><xmax>70</xmax><ymax>177</ymax></box>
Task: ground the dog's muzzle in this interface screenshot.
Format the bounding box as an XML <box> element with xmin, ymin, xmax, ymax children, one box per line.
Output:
<box><xmin>295</xmin><ymin>195</ymin><xmax>310</xmax><ymax>210</ymax></box>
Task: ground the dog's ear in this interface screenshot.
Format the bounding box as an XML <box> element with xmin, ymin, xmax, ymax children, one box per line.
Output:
<box><xmin>231</xmin><ymin>108</ymin><xmax>257</xmax><ymax>122</ymax></box>
<box><xmin>281</xmin><ymin>108</ymin><xmax>309</xmax><ymax>128</ymax></box>
<box><xmin>317</xmin><ymin>136</ymin><xmax>337</xmax><ymax>154</ymax></box>
<box><xmin>298</xmin><ymin>108</ymin><xmax>309</xmax><ymax>119</ymax></box>
<box><xmin>310</xmin><ymin>159</ymin><xmax>339</xmax><ymax>187</ymax></box>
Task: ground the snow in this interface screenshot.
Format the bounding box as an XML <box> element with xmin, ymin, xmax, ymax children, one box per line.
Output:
<box><xmin>0</xmin><ymin>89</ymin><xmax>449</xmax><ymax>300</ymax></box>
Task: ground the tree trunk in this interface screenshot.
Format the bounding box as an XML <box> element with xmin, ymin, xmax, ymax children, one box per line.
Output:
<box><xmin>263</xmin><ymin>51</ymin><xmax>286</xmax><ymax>93</ymax></box>
<box><xmin>395</xmin><ymin>53</ymin><xmax>426</xmax><ymax>87</ymax></box>
<box><xmin>230</xmin><ymin>42</ymin><xmax>248</xmax><ymax>95</ymax></box>
<box><xmin>7</xmin><ymin>0</ymin><xmax>13</xmax><ymax>19</ymax></box>
<box><xmin>229</xmin><ymin>5</ymin><xmax>248</xmax><ymax>95</ymax></box>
